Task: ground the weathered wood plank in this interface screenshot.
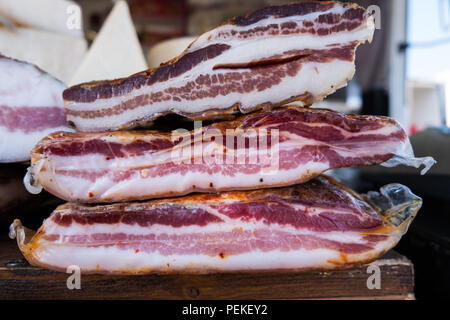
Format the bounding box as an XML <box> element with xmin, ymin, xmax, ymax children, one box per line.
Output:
<box><xmin>0</xmin><ymin>237</ymin><xmax>414</xmax><ymax>300</ymax></box>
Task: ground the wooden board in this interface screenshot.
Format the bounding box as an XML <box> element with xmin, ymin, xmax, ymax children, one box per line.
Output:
<box><xmin>0</xmin><ymin>236</ymin><xmax>414</xmax><ymax>300</ymax></box>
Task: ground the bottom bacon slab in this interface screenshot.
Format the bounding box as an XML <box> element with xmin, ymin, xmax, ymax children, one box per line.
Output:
<box><xmin>10</xmin><ymin>176</ymin><xmax>422</xmax><ymax>274</ymax></box>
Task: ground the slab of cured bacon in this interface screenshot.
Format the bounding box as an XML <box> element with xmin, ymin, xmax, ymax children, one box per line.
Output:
<box><xmin>63</xmin><ymin>1</ymin><xmax>375</xmax><ymax>132</ymax></box>
<box><xmin>0</xmin><ymin>55</ymin><xmax>71</xmax><ymax>163</ymax></box>
<box><xmin>10</xmin><ymin>176</ymin><xmax>422</xmax><ymax>274</ymax></box>
<box><xmin>25</xmin><ymin>106</ymin><xmax>434</xmax><ymax>203</ymax></box>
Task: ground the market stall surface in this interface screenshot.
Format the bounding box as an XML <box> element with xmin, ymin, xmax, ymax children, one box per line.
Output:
<box><xmin>0</xmin><ymin>235</ymin><xmax>414</xmax><ymax>300</ymax></box>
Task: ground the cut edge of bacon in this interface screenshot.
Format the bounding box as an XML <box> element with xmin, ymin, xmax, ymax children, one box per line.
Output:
<box><xmin>0</xmin><ymin>54</ymin><xmax>71</xmax><ymax>163</ymax></box>
<box><xmin>10</xmin><ymin>177</ymin><xmax>422</xmax><ymax>275</ymax></box>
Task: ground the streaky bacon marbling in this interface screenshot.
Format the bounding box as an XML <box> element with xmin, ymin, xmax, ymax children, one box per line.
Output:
<box><xmin>63</xmin><ymin>1</ymin><xmax>375</xmax><ymax>132</ymax></box>
<box><xmin>0</xmin><ymin>55</ymin><xmax>71</xmax><ymax>163</ymax></box>
<box><xmin>26</xmin><ymin>106</ymin><xmax>433</xmax><ymax>203</ymax></box>
<box><xmin>10</xmin><ymin>176</ymin><xmax>423</xmax><ymax>274</ymax></box>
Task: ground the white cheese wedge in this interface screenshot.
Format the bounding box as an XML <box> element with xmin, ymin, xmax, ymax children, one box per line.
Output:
<box><xmin>0</xmin><ymin>27</ymin><xmax>87</xmax><ymax>84</ymax></box>
<box><xmin>69</xmin><ymin>0</ymin><xmax>147</xmax><ymax>86</ymax></box>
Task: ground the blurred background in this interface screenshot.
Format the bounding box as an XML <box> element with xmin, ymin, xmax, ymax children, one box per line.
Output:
<box><xmin>1</xmin><ymin>0</ymin><xmax>449</xmax><ymax>299</ymax></box>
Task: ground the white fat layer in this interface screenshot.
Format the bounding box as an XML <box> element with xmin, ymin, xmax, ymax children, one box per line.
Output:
<box><xmin>30</xmin><ymin>232</ymin><xmax>399</xmax><ymax>273</ymax></box>
<box><xmin>0</xmin><ymin>125</ymin><xmax>70</xmax><ymax>163</ymax></box>
<box><xmin>189</xmin><ymin>6</ymin><xmax>373</xmax><ymax>52</ymax></box>
<box><xmin>36</xmin><ymin>158</ymin><xmax>329</xmax><ymax>202</ymax></box>
<box><xmin>0</xmin><ymin>57</ymin><xmax>65</xmax><ymax>107</ymax></box>
<box><xmin>67</xmin><ymin>60</ymin><xmax>354</xmax><ymax>131</ymax></box>
<box><xmin>191</xmin><ymin>30</ymin><xmax>371</xmax><ymax>65</ymax></box>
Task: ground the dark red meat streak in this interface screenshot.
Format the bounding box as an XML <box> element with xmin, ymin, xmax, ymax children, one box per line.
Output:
<box><xmin>0</xmin><ymin>106</ymin><xmax>66</xmax><ymax>133</ymax></box>
<box><xmin>41</xmin><ymin>108</ymin><xmax>404</xmax><ymax>158</ymax></box>
<box><xmin>52</xmin><ymin>206</ymin><xmax>223</xmax><ymax>228</ymax></box>
<box><xmin>63</xmin><ymin>44</ymin><xmax>231</xmax><ymax>103</ymax></box>
<box><xmin>51</xmin><ymin>177</ymin><xmax>382</xmax><ymax>232</ymax></box>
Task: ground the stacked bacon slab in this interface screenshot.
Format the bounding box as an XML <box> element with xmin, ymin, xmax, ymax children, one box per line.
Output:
<box><xmin>62</xmin><ymin>1</ymin><xmax>375</xmax><ymax>132</ymax></box>
<box><xmin>27</xmin><ymin>107</ymin><xmax>431</xmax><ymax>203</ymax></box>
<box><xmin>11</xmin><ymin>1</ymin><xmax>434</xmax><ymax>275</ymax></box>
<box><xmin>11</xmin><ymin>176</ymin><xmax>422</xmax><ymax>274</ymax></box>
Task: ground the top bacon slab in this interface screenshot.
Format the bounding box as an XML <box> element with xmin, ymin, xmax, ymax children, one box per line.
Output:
<box><xmin>63</xmin><ymin>1</ymin><xmax>375</xmax><ymax>132</ymax></box>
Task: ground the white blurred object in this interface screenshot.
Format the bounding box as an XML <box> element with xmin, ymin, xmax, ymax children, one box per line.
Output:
<box><xmin>436</xmin><ymin>70</ymin><xmax>450</xmax><ymax>126</ymax></box>
<box><xmin>345</xmin><ymin>80</ymin><xmax>363</xmax><ymax>110</ymax></box>
<box><xmin>147</xmin><ymin>37</ymin><xmax>196</xmax><ymax>68</ymax></box>
<box><xmin>311</xmin><ymin>100</ymin><xmax>360</xmax><ymax>114</ymax></box>
<box><xmin>0</xmin><ymin>0</ymin><xmax>87</xmax><ymax>84</ymax></box>
<box><xmin>0</xmin><ymin>0</ymin><xmax>84</xmax><ymax>37</ymax></box>
<box><xmin>0</xmin><ymin>27</ymin><xmax>87</xmax><ymax>84</ymax></box>
<box><xmin>69</xmin><ymin>0</ymin><xmax>147</xmax><ymax>85</ymax></box>
<box><xmin>406</xmin><ymin>80</ymin><xmax>446</xmax><ymax>132</ymax></box>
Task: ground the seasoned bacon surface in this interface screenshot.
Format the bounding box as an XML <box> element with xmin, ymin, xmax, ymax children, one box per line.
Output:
<box><xmin>27</xmin><ymin>107</ymin><xmax>424</xmax><ymax>203</ymax></box>
<box><xmin>10</xmin><ymin>176</ymin><xmax>422</xmax><ymax>274</ymax></box>
<box><xmin>63</xmin><ymin>1</ymin><xmax>375</xmax><ymax>132</ymax></box>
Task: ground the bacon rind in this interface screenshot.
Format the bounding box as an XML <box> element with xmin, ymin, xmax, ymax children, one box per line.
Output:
<box><xmin>27</xmin><ymin>106</ymin><xmax>417</xmax><ymax>203</ymax></box>
<box><xmin>63</xmin><ymin>1</ymin><xmax>375</xmax><ymax>132</ymax></box>
<box><xmin>10</xmin><ymin>176</ymin><xmax>422</xmax><ymax>274</ymax></box>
